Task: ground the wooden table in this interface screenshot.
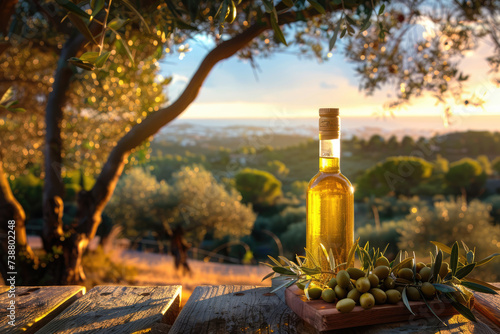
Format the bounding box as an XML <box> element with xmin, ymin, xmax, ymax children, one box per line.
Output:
<box><xmin>0</xmin><ymin>283</ymin><xmax>498</xmax><ymax>333</ymax></box>
<box><xmin>171</xmin><ymin>284</ymin><xmax>500</xmax><ymax>334</ymax></box>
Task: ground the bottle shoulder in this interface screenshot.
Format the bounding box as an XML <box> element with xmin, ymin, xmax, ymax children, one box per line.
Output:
<box><xmin>308</xmin><ymin>171</ymin><xmax>353</xmax><ymax>192</ymax></box>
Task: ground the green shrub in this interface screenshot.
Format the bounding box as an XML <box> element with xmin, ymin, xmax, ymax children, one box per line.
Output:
<box><xmin>484</xmin><ymin>195</ymin><xmax>500</xmax><ymax>225</ymax></box>
<box><xmin>281</xmin><ymin>222</ymin><xmax>306</xmax><ymax>258</ymax></box>
<box><xmin>445</xmin><ymin>158</ymin><xmax>486</xmax><ymax>197</ymax></box>
<box><xmin>355</xmin><ymin>156</ymin><xmax>433</xmax><ymax>199</ymax></box>
<box><xmin>235</xmin><ymin>168</ymin><xmax>282</xmax><ymax>207</ymax></box>
<box><xmin>398</xmin><ymin>199</ymin><xmax>500</xmax><ymax>281</ymax></box>
<box><xmin>82</xmin><ymin>247</ymin><xmax>137</xmax><ymax>291</ymax></box>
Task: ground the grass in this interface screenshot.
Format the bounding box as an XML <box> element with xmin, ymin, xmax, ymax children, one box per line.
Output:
<box><xmin>112</xmin><ymin>249</ymin><xmax>272</xmax><ymax>306</ymax></box>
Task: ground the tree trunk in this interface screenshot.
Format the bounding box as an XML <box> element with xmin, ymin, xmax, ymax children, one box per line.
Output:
<box><xmin>0</xmin><ymin>161</ymin><xmax>36</xmax><ymax>284</ymax></box>
<box><xmin>42</xmin><ymin>34</ymin><xmax>84</xmax><ymax>249</ymax></box>
<box><xmin>42</xmin><ymin>34</ymin><xmax>85</xmax><ymax>283</ymax></box>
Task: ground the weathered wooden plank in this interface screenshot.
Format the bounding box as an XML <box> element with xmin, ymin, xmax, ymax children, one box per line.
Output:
<box><xmin>169</xmin><ymin>285</ymin><xmax>318</xmax><ymax>334</ymax></box>
<box><xmin>172</xmin><ymin>285</ymin><xmax>499</xmax><ymax>334</ymax></box>
<box><xmin>36</xmin><ymin>285</ymin><xmax>181</xmax><ymax>334</ymax></box>
<box><xmin>0</xmin><ymin>285</ymin><xmax>85</xmax><ymax>334</ymax></box>
<box><xmin>472</xmin><ymin>282</ymin><xmax>500</xmax><ymax>328</ymax></box>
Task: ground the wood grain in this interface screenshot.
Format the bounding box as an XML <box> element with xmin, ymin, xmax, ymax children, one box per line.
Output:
<box><xmin>36</xmin><ymin>285</ymin><xmax>181</xmax><ymax>334</ymax></box>
<box><xmin>472</xmin><ymin>282</ymin><xmax>500</xmax><ymax>328</ymax></box>
<box><xmin>0</xmin><ymin>285</ymin><xmax>85</xmax><ymax>334</ymax></box>
<box><xmin>285</xmin><ymin>284</ymin><xmax>464</xmax><ymax>331</ymax></box>
<box><xmin>169</xmin><ymin>285</ymin><xmax>318</xmax><ymax>334</ymax></box>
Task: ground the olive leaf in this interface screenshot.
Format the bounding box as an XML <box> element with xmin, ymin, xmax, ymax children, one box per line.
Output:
<box><xmin>346</xmin><ymin>238</ymin><xmax>359</xmax><ymax>268</ymax></box>
<box><xmin>418</xmin><ymin>289</ymin><xmax>447</xmax><ymax>326</ymax></box>
<box><xmin>431</xmin><ymin>241</ymin><xmax>467</xmax><ymax>263</ymax></box>
<box><xmin>448</xmin><ymin>297</ymin><xmax>477</xmax><ymax>322</ymax></box>
<box><xmin>462</xmin><ymin>278</ymin><xmax>500</xmax><ymax>291</ymax></box>
<box><xmin>475</xmin><ymin>253</ymin><xmax>500</xmax><ymax>267</ymax></box>
<box><xmin>461</xmin><ymin>281</ymin><xmax>498</xmax><ymax>294</ymax></box>
<box><xmin>432</xmin><ymin>283</ymin><xmax>456</xmax><ymax>293</ymax></box>
<box><xmin>0</xmin><ymin>87</ymin><xmax>14</xmax><ymax>105</ymax></box>
<box><xmin>55</xmin><ymin>0</ymin><xmax>90</xmax><ymax>19</ymax></box>
<box><xmin>270</xmin><ymin>14</ymin><xmax>287</xmax><ymax>46</ymax></box>
<box><xmin>401</xmin><ymin>287</ymin><xmax>415</xmax><ymax>315</ymax></box>
<box><xmin>391</xmin><ymin>257</ymin><xmax>413</xmax><ymax>275</ymax></box>
<box><xmin>272</xmin><ymin>266</ymin><xmax>296</xmax><ymax>276</ymax></box>
<box><xmin>117</xmin><ymin>0</ymin><xmax>151</xmax><ymax>33</ymax></box>
<box><xmin>307</xmin><ymin>0</ymin><xmax>325</xmax><ymax>14</ymax></box>
<box><xmin>329</xmin><ymin>19</ymin><xmax>341</xmax><ymax>51</ymax></box>
<box><xmin>432</xmin><ymin>249</ymin><xmax>443</xmax><ymax>283</ymax></box>
<box><xmin>267</xmin><ymin>255</ymin><xmax>282</xmax><ymax>267</ymax></box>
<box><xmin>261</xmin><ymin>271</ymin><xmax>275</xmax><ymax>282</ymax></box>
<box><xmin>450</xmin><ymin>241</ymin><xmax>459</xmax><ymax>276</ymax></box>
<box><xmin>455</xmin><ymin>263</ymin><xmax>475</xmax><ymax>280</ymax></box>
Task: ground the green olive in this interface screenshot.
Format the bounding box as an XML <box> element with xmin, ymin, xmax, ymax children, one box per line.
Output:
<box><xmin>336</xmin><ymin>270</ymin><xmax>351</xmax><ymax>288</ymax></box>
<box><xmin>398</xmin><ymin>268</ymin><xmax>414</xmax><ymax>281</ymax></box>
<box><xmin>384</xmin><ymin>277</ymin><xmax>395</xmax><ymax>290</ymax></box>
<box><xmin>360</xmin><ymin>292</ymin><xmax>375</xmax><ymax>309</ymax></box>
<box><xmin>296</xmin><ymin>282</ymin><xmax>305</xmax><ymax>290</ymax></box>
<box><xmin>406</xmin><ymin>287</ymin><xmax>421</xmax><ymax>301</ymax></box>
<box><xmin>439</xmin><ymin>262</ymin><xmax>450</xmax><ymax>280</ymax></box>
<box><xmin>373</xmin><ymin>266</ymin><xmax>390</xmax><ymax>280</ymax></box>
<box><xmin>347</xmin><ymin>267</ymin><xmax>366</xmax><ymax>280</ymax></box>
<box><xmin>327</xmin><ymin>277</ymin><xmax>337</xmax><ymax>289</ymax></box>
<box><xmin>386</xmin><ymin>289</ymin><xmax>402</xmax><ymax>304</ymax></box>
<box><xmin>334</xmin><ymin>285</ymin><xmax>347</xmax><ymax>299</ymax></box>
<box><xmin>347</xmin><ymin>288</ymin><xmax>361</xmax><ymax>304</ymax></box>
<box><xmin>419</xmin><ymin>267</ymin><xmax>431</xmax><ymax>282</ymax></box>
<box><xmin>369</xmin><ymin>288</ymin><xmax>387</xmax><ymax>304</ymax></box>
<box><xmin>375</xmin><ymin>256</ymin><xmax>390</xmax><ymax>267</ymax></box>
<box><xmin>321</xmin><ymin>288</ymin><xmax>336</xmax><ymax>303</ymax></box>
<box><xmin>416</xmin><ymin>262</ymin><xmax>426</xmax><ymax>272</ymax></box>
<box><xmin>336</xmin><ymin>298</ymin><xmax>356</xmax><ymax>313</ymax></box>
<box><xmin>396</xmin><ymin>286</ymin><xmax>404</xmax><ymax>293</ymax></box>
<box><xmin>368</xmin><ymin>273</ymin><xmax>379</xmax><ymax>288</ymax></box>
<box><xmin>356</xmin><ymin>277</ymin><xmax>371</xmax><ymax>293</ymax></box>
<box><xmin>421</xmin><ymin>282</ymin><xmax>436</xmax><ymax>299</ymax></box>
<box><xmin>308</xmin><ymin>286</ymin><xmax>323</xmax><ymax>300</ymax></box>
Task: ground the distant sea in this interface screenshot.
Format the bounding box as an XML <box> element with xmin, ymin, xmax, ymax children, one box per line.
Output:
<box><xmin>160</xmin><ymin>115</ymin><xmax>500</xmax><ymax>140</ymax></box>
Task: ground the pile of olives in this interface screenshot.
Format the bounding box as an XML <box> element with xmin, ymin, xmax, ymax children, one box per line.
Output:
<box><xmin>297</xmin><ymin>256</ymin><xmax>446</xmax><ymax>313</ymax></box>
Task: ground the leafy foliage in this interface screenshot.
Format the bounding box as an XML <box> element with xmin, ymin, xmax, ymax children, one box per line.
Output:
<box><xmin>106</xmin><ymin>165</ymin><xmax>256</xmax><ymax>242</ymax></box>
<box><xmin>445</xmin><ymin>158</ymin><xmax>487</xmax><ymax>197</ymax></box>
<box><xmin>398</xmin><ymin>198</ymin><xmax>500</xmax><ymax>280</ymax></box>
<box><xmin>355</xmin><ymin>156</ymin><xmax>433</xmax><ymax>199</ymax></box>
<box><xmin>235</xmin><ymin>168</ymin><xmax>283</xmax><ymax>207</ymax></box>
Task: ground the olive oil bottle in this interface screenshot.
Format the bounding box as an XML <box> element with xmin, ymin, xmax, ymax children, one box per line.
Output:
<box><xmin>306</xmin><ymin>108</ymin><xmax>354</xmax><ymax>270</ymax></box>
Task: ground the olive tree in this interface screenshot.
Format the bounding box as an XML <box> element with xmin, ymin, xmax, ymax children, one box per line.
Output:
<box><xmin>2</xmin><ymin>0</ymin><xmax>500</xmax><ymax>284</ymax></box>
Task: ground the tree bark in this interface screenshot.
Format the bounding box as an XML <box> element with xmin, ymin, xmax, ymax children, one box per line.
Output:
<box><xmin>42</xmin><ymin>34</ymin><xmax>85</xmax><ymax>254</ymax></box>
<box><xmin>0</xmin><ymin>160</ymin><xmax>36</xmax><ymax>283</ymax></box>
<box><xmin>0</xmin><ymin>0</ymin><xmax>18</xmax><ymax>35</ymax></box>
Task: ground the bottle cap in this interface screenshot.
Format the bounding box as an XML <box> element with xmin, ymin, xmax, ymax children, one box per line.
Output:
<box><xmin>319</xmin><ymin>108</ymin><xmax>340</xmax><ymax>139</ymax></box>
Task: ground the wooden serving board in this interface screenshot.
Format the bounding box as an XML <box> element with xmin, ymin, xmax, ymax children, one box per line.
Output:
<box><xmin>285</xmin><ymin>285</ymin><xmax>466</xmax><ymax>332</ymax></box>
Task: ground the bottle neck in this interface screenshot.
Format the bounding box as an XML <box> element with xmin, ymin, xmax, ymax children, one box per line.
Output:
<box><xmin>319</xmin><ymin>138</ymin><xmax>340</xmax><ymax>173</ymax></box>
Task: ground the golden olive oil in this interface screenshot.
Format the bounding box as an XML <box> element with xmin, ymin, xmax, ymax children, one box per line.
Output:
<box><xmin>306</xmin><ymin>108</ymin><xmax>354</xmax><ymax>271</ymax></box>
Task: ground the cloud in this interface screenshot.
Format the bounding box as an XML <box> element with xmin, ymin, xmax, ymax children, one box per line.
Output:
<box><xmin>319</xmin><ymin>81</ymin><xmax>338</xmax><ymax>89</ymax></box>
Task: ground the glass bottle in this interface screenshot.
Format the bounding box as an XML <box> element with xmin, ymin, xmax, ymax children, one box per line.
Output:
<box><xmin>306</xmin><ymin>108</ymin><xmax>354</xmax><ymax>270</ymax></box>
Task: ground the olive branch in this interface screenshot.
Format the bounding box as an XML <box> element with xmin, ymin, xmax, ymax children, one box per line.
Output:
<box><xmin>262</xmin><ymin>240</ymin><xmax>500</xmax><ymax>324</ymax></box>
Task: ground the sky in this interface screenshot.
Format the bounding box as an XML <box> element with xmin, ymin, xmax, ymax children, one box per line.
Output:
<box><xmin>159</xmin><ymin>32</ymin><xmax>500</xmax><ymax>121</ymax></box>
